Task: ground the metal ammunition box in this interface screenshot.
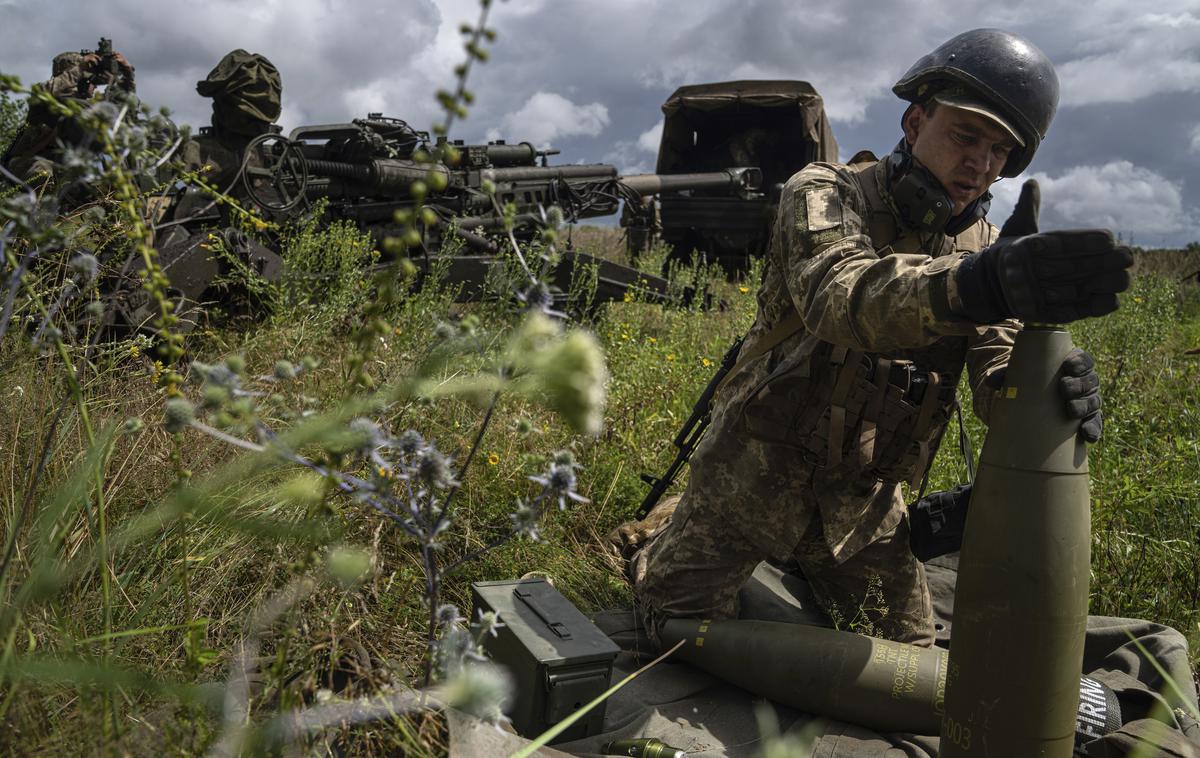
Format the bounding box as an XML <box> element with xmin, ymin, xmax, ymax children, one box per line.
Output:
<box><xmin>471</xmin><ymin>578</ymin><xmax>619</xmax><ymax>742</ymax></box>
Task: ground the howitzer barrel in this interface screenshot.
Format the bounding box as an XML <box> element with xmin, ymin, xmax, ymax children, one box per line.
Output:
<box><xmin>475</xmin><ymin>142</ymin><xmax>538</xmax><ymax>168</ymax></box>
<box><xmin>302</xmin><ymin>157</ymin><xmax>451</xmax><ymax>197</ymax></box>
<box><xmin>619</xmin><ymin>167</ymin><xmax>762</xmax><ymax>195</ymax></box>
<box><xmin>480</xmin><ymin>164</ymin><xmax>619</xmax><ymax>183</ymax></box>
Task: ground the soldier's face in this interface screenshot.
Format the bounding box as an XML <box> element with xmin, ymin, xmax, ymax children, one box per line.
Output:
<box><xmin>903</xmin><ymin>104</ymin><xmax>1016</xmax><ymax>215</ymax></box>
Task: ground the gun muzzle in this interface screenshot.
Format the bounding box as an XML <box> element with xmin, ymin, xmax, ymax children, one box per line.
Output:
<box><xmin>618</xmin><ymin>167</ymin><xmax>762</xmax><ymax>196</ymax></box>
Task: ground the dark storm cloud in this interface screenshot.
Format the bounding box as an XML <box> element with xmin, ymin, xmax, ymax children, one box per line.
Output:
<box><xmin>2</xmin><ymin>0</ymin><xmax>1197</xmax><ymax>244</ymax></box>
<box><xmin>0</xmin><ymin>0</ymin><xmax>445</xmax><ymax>132</ymax></box>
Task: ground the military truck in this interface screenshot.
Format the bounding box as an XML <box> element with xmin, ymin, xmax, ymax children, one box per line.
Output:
<box><xmin>623</xmin><ymin>80</ymin><xmax>839</xmax><ymax>274</ymax></box>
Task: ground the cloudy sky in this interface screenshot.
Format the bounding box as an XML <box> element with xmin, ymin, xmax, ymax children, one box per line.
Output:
<box><xmin>2</xmin><ymin>0</ymin><xmax>1199</xmax><ymax>247</ymax></box>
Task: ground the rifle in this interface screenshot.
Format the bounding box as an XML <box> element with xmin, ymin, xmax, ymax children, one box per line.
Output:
<box><xmin>636</xmin><ymin>335</ymin><xmax>745</xmax><ymax>519</ymax></box>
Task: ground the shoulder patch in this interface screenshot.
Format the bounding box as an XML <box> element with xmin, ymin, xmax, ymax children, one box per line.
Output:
<box><xmin>804</xmin><ymin>186</ymin><xmax>843</xmax><ymax>232</ymax></box>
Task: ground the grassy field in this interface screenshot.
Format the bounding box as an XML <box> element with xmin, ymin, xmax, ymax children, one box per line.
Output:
<box><xmin>1</xmin><ymin>213</ymin><xmax>1199</xmax><ymax>754</ymax></box>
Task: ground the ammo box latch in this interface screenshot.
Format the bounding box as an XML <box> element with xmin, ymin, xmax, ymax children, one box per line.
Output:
<box><xmin>515</xmin><ymin>587</ymin><xmax>573</xmax><ymax>639</ymax></box>
<box><xmin>544</xmin><ymin>667</ymin><xmax>609</xmax><ymax>722</ymax></box>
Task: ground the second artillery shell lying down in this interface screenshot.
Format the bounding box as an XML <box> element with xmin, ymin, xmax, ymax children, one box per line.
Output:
<box><xmin>661</xmin><ymin>617</ymin><xmax>949</xmax><ymax>734</ymax></box>
<box><xmin>659</xmin><ymin>617</ymin><xmax>1121</xmax><ymax>744</ymax></box>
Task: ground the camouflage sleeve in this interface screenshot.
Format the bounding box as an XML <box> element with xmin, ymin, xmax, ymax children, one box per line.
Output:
<box><xmin>22</xmin><ymin>71</ymin><xmax>87</xmax><ymax>129</ymax></box>
<box><xmin>776</xmin><ymin>163</ymin><xmax>983</xmax><ymax>352</ymax></box>
<box><xmin>964</xmin><ymin>320</ymin><xmax>1019</xmax><ymax>424</ymax></box>
<box><xmin>180</xmin><ymin>139</ymin><xmax>203</xmax><ymax>173</ymax></box>
<box><xmin>39</xmin><ymin>70</ymin><xmax>87</xmax><ymax>101</ymax></box>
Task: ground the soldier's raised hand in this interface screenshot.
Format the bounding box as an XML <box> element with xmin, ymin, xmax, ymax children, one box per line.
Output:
<box><xmin>113</xmin><ymin>52</ymin><xmax>134</xmax><ymax>76</ymax></box>
<box><xmin>1060</xmin><ymin>347</ymin><xmax>1104</xmax><ymax>442</ymax></box>
<box><xmin>954</xmin><ymin>179</ymin><xmax>1133</xmax><ymax>324</ymax></box>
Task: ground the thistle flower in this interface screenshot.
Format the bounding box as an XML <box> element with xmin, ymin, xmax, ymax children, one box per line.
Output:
<box><xmin>191</xmin><ymin>361</ymin><xmax>241</xmax><ymax>392</ymax></box>
<box><xmin>531</xmin><ymin>329</ymin><xmax>607</xmax><ymax>436</ymax></box>
<box><xmin>509</xmin><ymin>499</ymin><xmax>541</xmax><ymax>541</ymax></box>
<box><xmin>164</xmin><ymin>397</ymin><xmax>195</xmax><ymax>433</ymax></box>
<box><xmin>326</xmin><ymin>545</ymin><xmax>371</xmax><ymax>588</ymax></box>
<box><xmin>273</xmin><ymin>359</ymin><xmax>297</xmax><ymax>380</ymax></box>
<box><xmin>441</xmin><ymin>663</ymin><xmax>511</xmax><ymax>727</ymax></box>
<box><xmin>517</xmin><ymin>281</ymin><xmax>559</xmax><ymax>317</ymax></box>
<box><xmin>474</xmin><ymin>610</ymin><xmax>504</xmax><ymax>639</ymax></box>
<box><xmin>436</xmin><ymin>604</ymin><xmax>465</xmax><ymax>627</ymax></box>
<box><xmin>417</xmin><ymin>447</ymin><xmax>457</xmax><ymax>490</ymax></box>
<box><xmin>529</xmin><ymin>456</ymin><xmax>588</xmax><ymax>511</ymax></box>
<box><xmin>396</xmin><ymin>429</ymin><xmax>425</xmax><ymax>455</ymax></box>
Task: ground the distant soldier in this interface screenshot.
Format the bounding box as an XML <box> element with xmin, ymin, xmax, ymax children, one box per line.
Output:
<box><xmin>135</xmin><ymin>50</ymin><xmax>285</xmax><ymax>334</ymax></box>
<box><xmin>180</xmin><ymin>49</ymin><xmax>282</xmax><ymax>200</ymax></box>
<box><xmin>1</xmin><ymin>43</ymin><xmax>136</xmax><ymax>184</ymax></box>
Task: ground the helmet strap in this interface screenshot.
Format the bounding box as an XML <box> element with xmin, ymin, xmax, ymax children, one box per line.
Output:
<box><xmin>886</xmin><ymin>140</ymin><xmax>989</xmax><ymax>236</ymax></box>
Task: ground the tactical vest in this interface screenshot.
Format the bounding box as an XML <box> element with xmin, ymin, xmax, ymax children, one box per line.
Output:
<box><xmin>739</xmin><ymin>160</ymin><xmax>992</xmax><ymax>487</ymax></box>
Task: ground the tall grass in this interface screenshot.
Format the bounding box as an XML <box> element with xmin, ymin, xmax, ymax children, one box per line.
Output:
<box><xmin>4</xmin><ymin>224</ymin><xmax>1199</xmax><ymax>754</ymax></box>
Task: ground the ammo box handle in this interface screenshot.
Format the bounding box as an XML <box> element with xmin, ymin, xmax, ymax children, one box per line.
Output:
<box><xmin>514</xmin><ymin>588</ymin><xmax>573</xmax><ymax>639</ymax></box>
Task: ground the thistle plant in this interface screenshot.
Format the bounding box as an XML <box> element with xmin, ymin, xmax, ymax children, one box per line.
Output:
<box><xmin>0</xmin><ymin>1</ymin><xmax>617</xmax><ymax>751</ymax></box>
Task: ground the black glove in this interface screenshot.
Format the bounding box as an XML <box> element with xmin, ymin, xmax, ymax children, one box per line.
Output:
<box><xmin>1060</xmin><ymin>347</ymin><xmax>1103</xmax><ymax>442</ymax></box>
<box><xmin>984</xmin><ymin>347</ymin><xmax>1105</xmax><ymax>443</ymax></box>
<box><xmin>908</xmin><ymin>484</ymin><xmax>972</xmax><ymax>562</ymax></box>
<box><xmin>955</xmin><ymin>180</ymin><xmax>1133</xmax><ymax>324</ymax></box>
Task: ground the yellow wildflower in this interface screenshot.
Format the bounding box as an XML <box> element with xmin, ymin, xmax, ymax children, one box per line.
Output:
<box><xmin>623</xmin><ymin>291</ymin><xmax>633</xmax><ymax>302</ymax></box>
<box><xmin>129</xmin><ymin>344</ymin><xmax>140</xmax><ymax>358</ymax></box>
<box><xmin>488</xmin><ymin>452</ymin><xmax>500</xmax><ymax>466</ymax></box>
<box><xmin>666</xmin><ymin>353</ymin><xmax>675</xmax><ymax>361</ymax></box>
<box><xmin>738</xmin><ymin>286</ymin><xmax>750</xmax><ymax>294</ymax></box>
<box><xmin>702</xmin><ymin>358</ymin><xmax>712</xmax><ymax>367</ymax></box>
<box><xmin>648</xmin><ymin>337</ymin><xmax>657</xmax><ymax>344</ymax></box>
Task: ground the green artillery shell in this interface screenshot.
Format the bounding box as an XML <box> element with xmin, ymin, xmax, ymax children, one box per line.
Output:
<box><xmin>661</xmin><ymin>618</ymin><xmax>950</xmax><ymax>734</ymax></box>
<box><xmin>941</xmin><ymin>326</ymin><xmax>1090</xmax><ymax>757</ymax></box>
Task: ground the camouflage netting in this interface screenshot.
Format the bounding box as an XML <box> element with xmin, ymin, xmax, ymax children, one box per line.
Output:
<box><xmin>196</xmin><ymin>49</ymin><xmax>281</xmax><ymax>136</ymax></box>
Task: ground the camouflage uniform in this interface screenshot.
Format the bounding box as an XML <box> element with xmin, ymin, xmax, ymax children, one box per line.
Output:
<box><xmin>180</xmin><ymin>50</ymin><xmax>282</xmax><ymax>202</ymax></box>
<box><xmin>634</xmin><ymin>158</ymin><xmax>1019</xmax><ymax>646</ymax></box>
<box><xmin>2</xmin><ymin>51</ymin><xmax>134</xmax><ymax>183</ymax></box>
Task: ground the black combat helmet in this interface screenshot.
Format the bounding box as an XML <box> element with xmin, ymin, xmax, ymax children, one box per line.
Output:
<box><xmin>893</xmin><ymin>29</ymin><xmax>1059</xmax><ymax>177</ymax></box>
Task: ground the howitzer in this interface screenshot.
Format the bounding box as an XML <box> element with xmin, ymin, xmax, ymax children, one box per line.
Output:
<box><xmin>243</xmin><ymin>114</ymin><xmax>762</xmax><ymax>253</ymax></box>
<box><xmin>230</xmin><ymin>114</ymin><xmax>761</xmax><ymax>311</ymax></box>
<box><xmin>142</xmin><ymin>114</ymin><xmax>761</xmax><ymax>333</ymax></box>
<box><xmin>636</xmin><ymin>335</ymin><xmax>744</xmax><ymax>519</ymax></box>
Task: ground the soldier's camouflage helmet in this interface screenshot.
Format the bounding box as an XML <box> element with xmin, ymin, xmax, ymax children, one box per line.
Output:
<box><xmin>893</xmin><ymin>28</ymin><xmax>1059</xmax><ymax>177</ymax></box>
<box><xmin>197</xmin><ymin>50</ymin><xmax>282</xmax><ymax>136</ymax></box>
<box><xmin>52</xmin><ymin>52</ymin><xmax>84</xmax><ymax>77</ymax></box>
